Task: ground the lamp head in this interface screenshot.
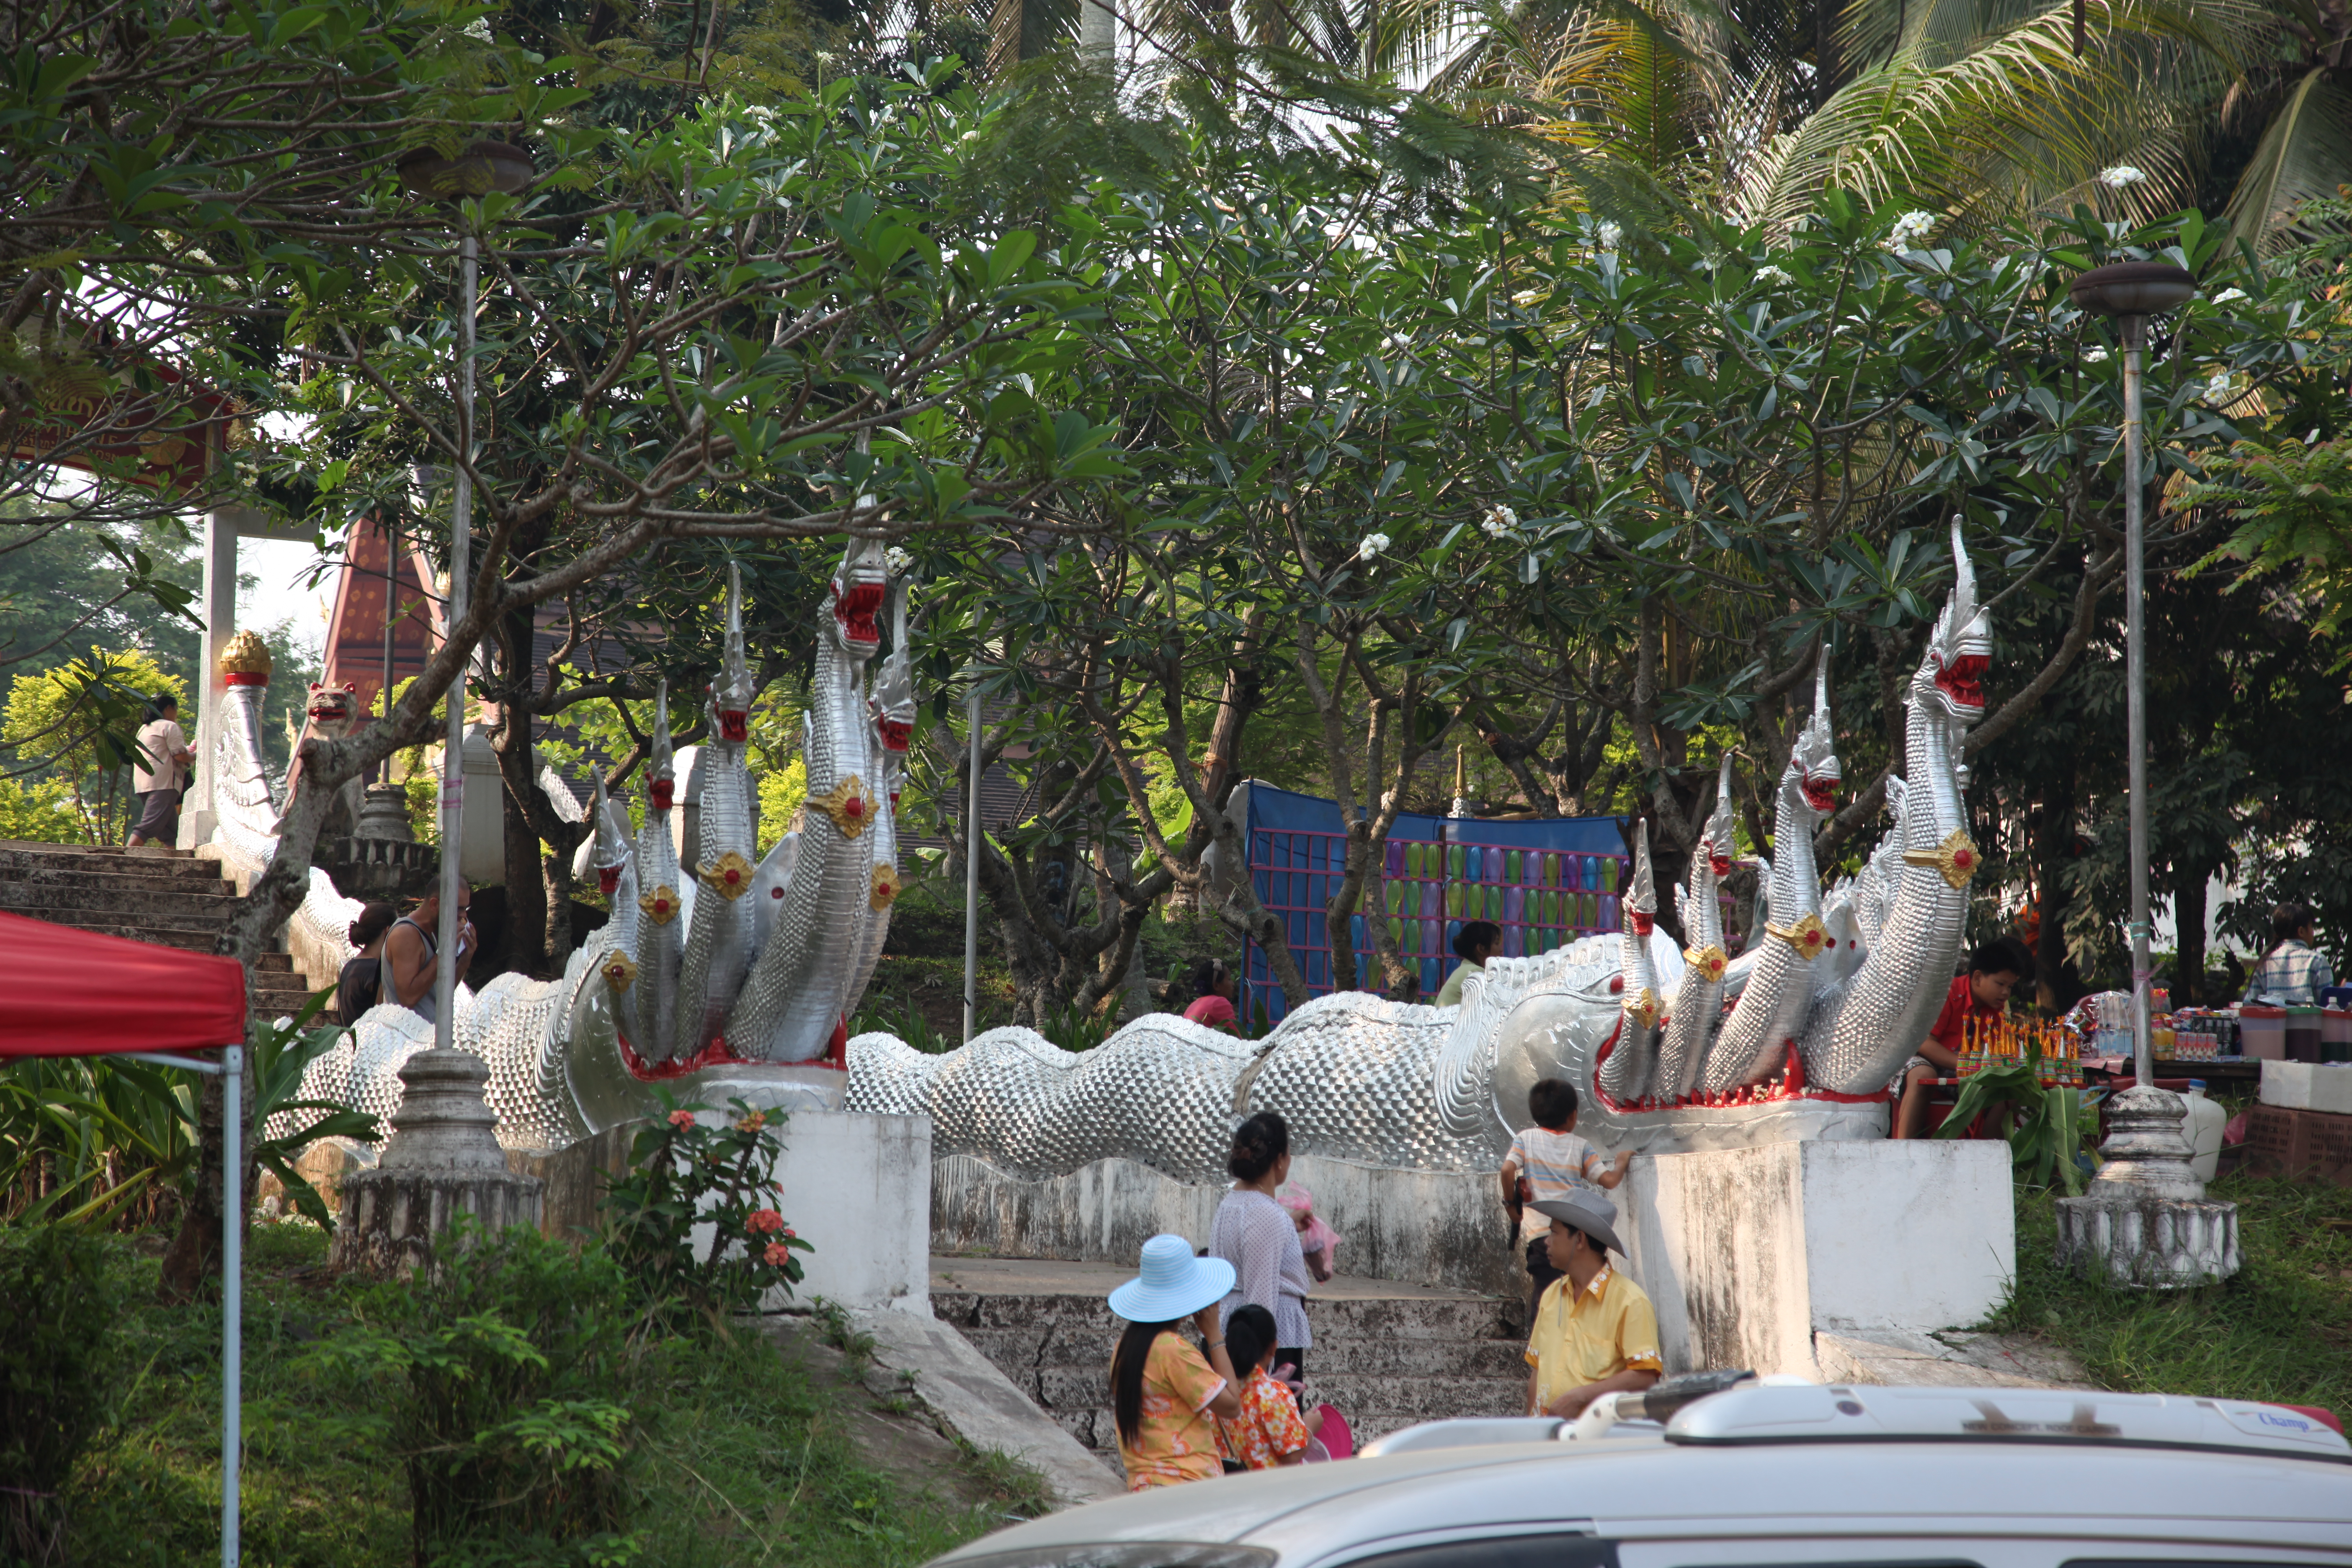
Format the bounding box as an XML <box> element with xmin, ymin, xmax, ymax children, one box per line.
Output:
<box><xmin>2067</xmin><ymin>261</ymin><xmax>2196</xmax><ymax>317</ymax></box>
<box><xmin>397</xmin><ymin>140</ymin><xmax>536</xmax><ymax>201</ymax></box>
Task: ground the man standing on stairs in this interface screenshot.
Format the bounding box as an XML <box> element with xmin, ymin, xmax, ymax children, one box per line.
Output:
<box><xmin>125</xmin><ymin>694</ymin><xmax>193</xmax><ymax>849</ymax></box>
<box><xmin>384</xmin><ymin>885</ymin><xmax>476</xmax><ymax>1026</ymax></box>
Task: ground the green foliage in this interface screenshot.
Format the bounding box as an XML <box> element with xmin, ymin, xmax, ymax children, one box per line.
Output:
<box><xmin>0</xmin><ymin>1223</ymin><xmax>122</xmax><ymax>1563</ymax></box>
<box><xmin>2</xmin><ymin>648</ymin><xmax>185</xmax><ymax>843</ymax></box>
<box><xmin>1034</xmin><ymin>997</ymin><xmax>1117</xmax><ymax>1053</ymax></box>
<box><xmin>754</xmin><ymin>757</ymin><xmax>808</xmax><ymax>856</ymax></box>
<box><xmin>2187</xmin><ymin>436</ymin><xmax>2352</xmax><ymax>652</ymax></box>
<box><xmin>54</xmin><ymin>1228</ymin><xmax>1001</xmax><ymax>1566</ymax></box>
<box><xmin>1935</xmin><ymin>1060</ymin><xmax>2098</xmax><ymax>1195</ymax></box>
<box><xmin>0</xmin><ymin>775</ymin><xmax>80</xmax><ymax>842</ymax></box>
<box><xmin>851</xmin><ymin>994</ymin><xmax>954</xmax><ymax>1055</ymax></box>
<box><xmin>249</xmin><ymin>1002</ymin><xmax>385</xmax><ymax>1229</ymax></box>
<box><xmin>1</xmin><ymin>1055</ymin><xmax>199</xmax><ymax>1227</ymax></box>
<box><xmin>317</xmin><ymin>1220</ymin><xmax>645</xmax><ymax>1567</ymax></box>
<box><xmin>1991</xmin><ymin>1178</ymin><xmax>2352</xmax><ymax>1414</ymax></box>
<box><xmin>598</xmin><ymin>1097</ymin><xmax>811</xmax><ymax>1335</ymax></box>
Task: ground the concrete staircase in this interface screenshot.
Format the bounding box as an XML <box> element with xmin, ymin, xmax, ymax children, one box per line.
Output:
<box><xmin>0</xmin><ymin>841</ymin><xmax>322</xmax><ymax>1020</ymax></box>
<box><xmin>931</xmin><ymin>1255</ymin><xmax>1531</xmax><ymax>1469</ymax></box>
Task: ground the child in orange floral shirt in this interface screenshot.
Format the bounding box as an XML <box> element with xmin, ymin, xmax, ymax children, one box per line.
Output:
<box><xmin>1215</xmin><ymin>1304</ymin><xmax>1324</xmax><ymax>1470</ymax></box>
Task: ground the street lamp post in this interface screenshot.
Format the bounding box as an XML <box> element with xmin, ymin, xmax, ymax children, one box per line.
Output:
<box><xmin>397</xmin><ymin>141</ymin><xmax>534</xmax><ymax>1051</ymax></box>
<box><xmin>2055</xmin><ymin>260</ymin><xmax>2239</xmax><ymax>1287</ymax></box>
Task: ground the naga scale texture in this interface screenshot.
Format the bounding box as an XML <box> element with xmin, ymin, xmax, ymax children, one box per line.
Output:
<box><xmin>214</xmin><ymin>542</ymin><xmax>912</xmax><ymax>1147</ymax></box>
<box><xmin>848</xmin><ymin>525</ymin><xmax>1993</xmax><ymax>1176</ymax></box>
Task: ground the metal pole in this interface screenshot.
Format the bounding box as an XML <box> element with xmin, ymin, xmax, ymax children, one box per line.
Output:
<box><xmin>436</xmin><ymin>227</ymin><xmax>476</xmax><ymax>1053</ymax></box>
<box><xmin>2122</xmin><ymin>312</ymin><xmax>2153</xmax><ymax>1089</ymax></box>
<box><xmin>381</xmin><ymin>513</ymin><xmax>398</xmax><ymax>784</ymax></box>
<box><xmin>220</xmin><ymin>1044</ymin><xmax>242</xmax><ymax>1568</ymax></box>
<box><xmin>964</xmin><ymin>687</ymin><xmax>981</xmax><ymax>1043</ymax></box>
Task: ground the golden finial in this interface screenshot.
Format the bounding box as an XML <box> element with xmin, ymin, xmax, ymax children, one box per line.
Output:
<box><xmin>219</xmin><ymin>629</ymin><xmax>273</xmax><ymax>678</ymax></box>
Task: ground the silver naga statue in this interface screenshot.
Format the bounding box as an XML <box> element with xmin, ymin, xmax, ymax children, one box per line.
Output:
<box><xmin>211</xmin><ymin>539</ymin><xmax>914</xmax><ymax>1147</ymax></box>
<box><xmin>846</xmin><ymin>524</ymin><xmax>1992</xmax><ymax>1180</ymax></box>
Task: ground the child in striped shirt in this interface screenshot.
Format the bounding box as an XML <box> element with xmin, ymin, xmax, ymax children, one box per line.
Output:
<box><xmin>1500</xmin><ymin>1078</ymin><xmax>1632</xmax><ymax>1321</ymax></box>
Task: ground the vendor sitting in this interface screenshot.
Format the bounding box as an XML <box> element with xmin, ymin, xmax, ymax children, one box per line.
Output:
<box><xmin>1892</xmin><ymin>936</ymin><xmax>2035</xmax><ymax>1140</ymax></box>
<box><xmin>1434</xmin><ymin>921</ymin><xmax>1503</xmax><ymax>1008</ymax></box>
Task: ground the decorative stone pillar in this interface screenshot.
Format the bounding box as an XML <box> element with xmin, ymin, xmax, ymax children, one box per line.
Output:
<box><xmin>2055</xmin><ymin>1085</ymin><xmax>2239</xmax><ymax>1287</ymax></box>
<box><xmin>330</xmin><ymin>1049</ymin><xmax>543</xmax><ymax>1278</ymax></box>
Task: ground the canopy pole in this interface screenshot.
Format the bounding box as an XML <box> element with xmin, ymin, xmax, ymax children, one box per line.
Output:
<box><xmin>221</xmin><ymin>1042</ymin><xmax>242</xmax><ymax>1568</ymax></box>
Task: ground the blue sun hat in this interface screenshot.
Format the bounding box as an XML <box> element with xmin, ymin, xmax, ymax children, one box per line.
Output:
<box><xmin>1108</xmin><ymin>1233</ymin><xmax>1237</xmax><ymax>1323</ymax></box>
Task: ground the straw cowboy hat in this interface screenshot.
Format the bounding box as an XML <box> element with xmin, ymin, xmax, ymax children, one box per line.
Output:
<box><xmin>1108</xmin><ymin>1233</ymin><xmax>1237</xmax><ymax>1323</ymax></box>
<box><xmin>1530</xmin><ymin>1191</ymin><xmax>1627</xmax><ymax>1258</ymax></box>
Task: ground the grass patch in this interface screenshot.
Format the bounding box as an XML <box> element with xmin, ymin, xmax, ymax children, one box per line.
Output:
<box><xmin>1986</xmin><ymin>1176</ymin><xmax>2352</xmax><ymax>1413</ymax></box>
<box><xmin>60</xmin><ymin>1226</ymin><xmax>1006</xmax><ymax>1567</ymax></box>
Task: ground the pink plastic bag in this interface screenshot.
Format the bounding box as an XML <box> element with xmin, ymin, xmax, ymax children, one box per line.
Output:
<box><xmin>1277</xmin><ymin>1183</ymin><xmax>1340</xmax><ymax>1279</ymax></box>
<box><xmin>1302</xmin><ymin>1404</ymin><xmax>1353</xmax><ymax>1461</ymax></box>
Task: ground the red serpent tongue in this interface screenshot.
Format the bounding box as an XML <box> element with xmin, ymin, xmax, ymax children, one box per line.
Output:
<box><xmin>1938</xmin><ymin>652</ymin><xmax>1988</xmax><ymax>708</ymax></box>
<box><xmin>718</xmin><ymin>709</ymin><xmax>749</xmax><ymax>743</ymax></box>
<box><xmin>836</xmin><ymin>580</ymin><xmax>885</xmax><ymax>643</ymax></box>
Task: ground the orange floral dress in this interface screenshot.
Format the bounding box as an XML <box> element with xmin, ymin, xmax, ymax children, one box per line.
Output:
<box><xmin>1115</xmin><ymin>1332</ymin><xmax>1228</xmax><ymax>1490</ymax></box>
<box><xmin>1216</xmin><ymin>1367</ymin><xmax>1313</xmax><ymax>1470</ymax></box>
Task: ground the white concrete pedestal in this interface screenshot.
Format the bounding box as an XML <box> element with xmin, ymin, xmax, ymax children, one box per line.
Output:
<box><xmin>683</xmin><ymin>1106</ymin><xmax>933</xmax><ymax>1314</ymax></box>
<box><xmin>1618</xmin><ymin>1138</ymin><xmax>2014</xmax><ymax>1380</ymax></box>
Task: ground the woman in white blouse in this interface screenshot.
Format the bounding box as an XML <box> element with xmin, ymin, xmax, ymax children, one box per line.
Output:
<box><xmin>1211</xmin><ymin>1111</ymin><xmax>1313</xmax><ymax>1378</ymax></box>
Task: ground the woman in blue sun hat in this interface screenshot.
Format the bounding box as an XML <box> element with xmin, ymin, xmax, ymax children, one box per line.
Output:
<box><xmin>1108</xmin><ymin>1233</ymin><xmax>1245</xmax><ymax>1489</ymax></box>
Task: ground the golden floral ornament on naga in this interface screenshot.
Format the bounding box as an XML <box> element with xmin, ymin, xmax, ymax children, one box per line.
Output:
<box><xmin>1767</xmin><ymin>912</ymin><xmax>1831</xmax><ymax>961</ymax></box>
<box><xmin>699</xmin><ymin>850</ymin><xmax>756</xmax><ymax>900</ymax></box>
<box><xmin>639</xmin><ymin>883</ymin><xmax>682</xmax><ymax>924</ymax></box>
<box><xmin>1623</xmin><ymin>987</ymin><xmax>1662</xmax><ymax>1028</ymax></box>
<box><xmin>1683</xmin><ymin>943</ymin><xmax>1729</xmax><ymax>982</ymax></box>
<box><xmin>1902</xmin><ymin>828</ymin><xmax>1984</xmax><ymax>890</ymax></box>
<box><xmin>600</xmin><ymin>949</ymin><xmax>639</xmax><ymax>994</ymax></box>
<box><xmin>219</xmin><ymin>628</ymin><xmax>273</xmax><ymax>686</ymax></box>
<box><xmin>870</xmin><ymin>864</ymin><xmax>901</xmax><ymax>912</ymax></box>
<box><xmin>806</xmin><ymin>774</ymin><xmax>877</xmax><ymax>839</ymax></box>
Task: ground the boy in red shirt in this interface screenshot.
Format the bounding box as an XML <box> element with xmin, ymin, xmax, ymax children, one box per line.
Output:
<box><xmin>1891</xmin><ymin>936</ymin><xmax>2035</xmax><ymax>1140</ymax></box>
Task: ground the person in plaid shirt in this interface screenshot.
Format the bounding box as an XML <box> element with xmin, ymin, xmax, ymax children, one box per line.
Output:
<box><xmin>2245</xmin><ymin>903</ymin><xmax>2334</xmax><ymax>1006</ymax></box>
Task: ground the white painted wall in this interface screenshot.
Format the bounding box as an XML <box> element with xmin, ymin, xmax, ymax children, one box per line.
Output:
<box><xmin>1619</xmin><ymin>1138</ymin><xmax>2015</xmax><ymax>1379</ymax></box>
<box><xmin>690</xmin><ymin>1108</ymin><xmax>934</xmax><ymax>1314</ymax></box>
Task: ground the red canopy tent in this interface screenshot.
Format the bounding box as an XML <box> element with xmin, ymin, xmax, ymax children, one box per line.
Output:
<box><xmin>0</xmin><ymin>910</ymin><xmax>250</xmax><ymax>1565</ymax></box>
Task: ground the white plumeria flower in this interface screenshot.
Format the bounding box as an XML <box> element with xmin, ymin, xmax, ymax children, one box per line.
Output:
<box><xmin>885</xmin><ymin>545</ymin><xmax>913</xmax><ymax>575</ymax></box>
<box><xmin>1358</xmin><ymin>532</ymin><xmax>1390</xmax><ymax>561</ymax></box>
<box><xmin>1754</xmin><ymin>264</ymin><xmax>1792</xmax><ymax>286</ymax></box>
<box><xmin>2206</xmin><ymin>371</ymin><xmax>2235</xmax><ymax>402</ymax></box>
<box><xmin>1597</xmin><ymin>221</ymin><xmax>1623</xmax><ymax>252</ymax></box>
<box><xmin>2084</xmin><ymin>346</ymin><xmax>2111</xmax><ymax>364</ymax></box>
<box><xmin>2099</xmin><ymin>165</ymin><xmax>2148</xmax><ymax>188</ymax></box>
<box><xmin>2212</xmin><ymin>286</ymin><xmax>2248</xmax><ymax>305</ymax></box>
<box><xmin>1513</xmin><ymin>289</ymin><xmax>1542</xmax><ymax>307</ymax></box>
<box><xmin>1481</xmin><ymin>505</ymin><xmax>1519</xmax><ymax>537</ymax></box>
<box><xmin>1883</xmin><ymin>210</ymin><xmax>1937</xmax><ymax>252</ymax></box>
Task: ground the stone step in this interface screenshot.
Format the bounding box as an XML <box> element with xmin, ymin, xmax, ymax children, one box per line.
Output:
<box><xmin>0</xmin><ymin>879</ymin><xmax>244</xmax><ymax>921</ymax></box>
<box><xmin>939</xmin><ymin>1290</ymin><xmax>1519</xmax><ymax>1343</ymax></box>
<box><xmin>956</xmin><ymin>1323</ymin><xmax>1528</xmax><ymax>1381</ymax></box>
<box><xmin>0</xmin><ymin>843</ymin><xmax>225</xmax><ymax>879</ymax></box>
<box><xmin>0</xmin><ymin>860</ymin><xmax>232</xmax><ymax>898</ymax></box>
<box><xmin>8</xmin><ymin>909</ymin><xmax>227</xmax><ymax>952</ymax></box>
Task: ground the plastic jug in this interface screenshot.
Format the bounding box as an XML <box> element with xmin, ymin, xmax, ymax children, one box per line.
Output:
<box><xmin>2182</xmin><ymin>1082</ymin><xmax>2226</xmax><ymax>1184</ymax></box>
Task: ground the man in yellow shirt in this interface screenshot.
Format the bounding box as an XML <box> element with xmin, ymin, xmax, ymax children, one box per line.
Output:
<box><xmin>1522</xmin><ymin>1191</ymin><xmax>1662</xmax><ymax>1418</ymax></box>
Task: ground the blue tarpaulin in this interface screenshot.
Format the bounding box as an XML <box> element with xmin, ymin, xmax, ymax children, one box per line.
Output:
<box><xmin>1238</xmin><ymin>782</ymin><xmax>1632</xmax><ymax>1025</ymax></box>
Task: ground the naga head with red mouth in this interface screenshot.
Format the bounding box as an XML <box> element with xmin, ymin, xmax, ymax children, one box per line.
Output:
<box><xmin>590</xmin><ymin>776</ymin><xmax>631</xmax><ymax>896</ymax></box>
<box><xmin>1702</xmin><ymin>753</ymin><xmax>1738</xmax><ymax>879</ymax></box>
<box><xmin>710</xmin><ymin>562</ymin><xmax>756</xmax><ymax>745</ymax></box>
<box><xmin>829</xmin><ymin>538</ymin><xmax>889</xmax><ymax>655</ymax></box>
<box><xmin>1791</xmin><ymin>658</ymin><xmax>1841</xmax><ymax>818</ymax></box>
<box><xmin>647</xmin><ymin>679</ymin><xmax>677</xmax><ymax>814</ymax></box>
<box><xmin>307</xmin><ymin>681</ymin><xmax>361</xmax><ymax>736</ymax></box>
<box><xmin>1925</xmin><ymin>518</ymin><xmax>1994</xmax><ymax>722</ymax></box>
